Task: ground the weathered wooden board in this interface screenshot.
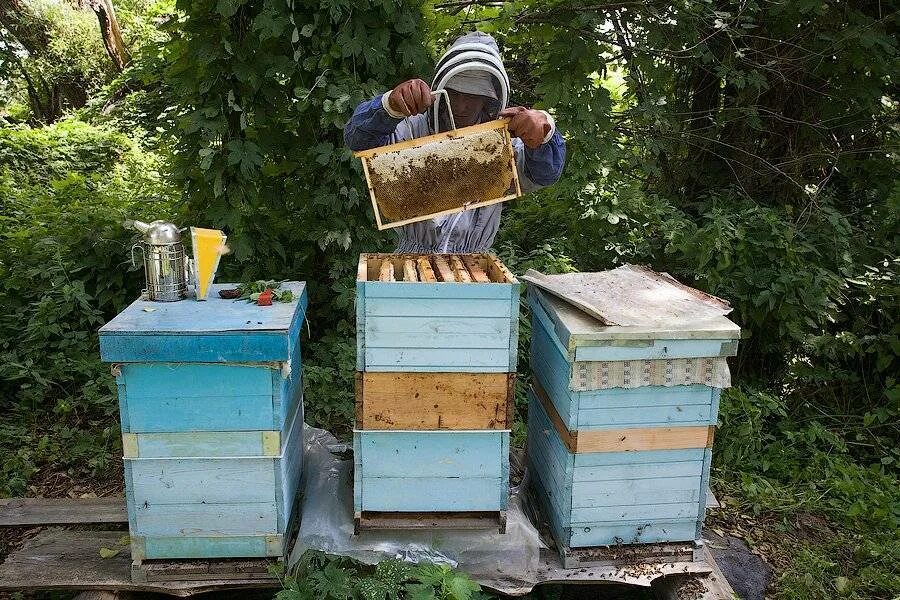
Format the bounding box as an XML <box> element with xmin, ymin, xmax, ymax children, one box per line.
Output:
<box><xmin>0</xmin><ymin>529</ymin><xmax>277</xmax><ymax>595</ymax></box>
<box><xmin>0</xmin><ymin>497</ymin><xmax>127</xmax><ymax>526</ymax></box>
<box><xmin>99</xmin><ymin>282</ymin><xmax>307</xmax><ymax>363</ymax></box>
<box><xmin>522</xmin><ymin>267</ymin><xmax>735</xmax><ymax>329</ymax></box>
<box><xmin>355</xmin><ymin>372</ymin><xmax>513</xmax><ymax>430</ymax></box>
<box><xmin>353</xmin><ymin>430</ymin><xmax>509</xmax><ymax>514</ymax></box>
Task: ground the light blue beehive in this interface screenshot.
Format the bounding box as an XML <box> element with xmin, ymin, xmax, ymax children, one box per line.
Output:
<box><xmin>526</xmin><ymin>284</ymin><xmax>739</xmax><ymax>554</ymax></box>
<box><xmin>353</xmin><ymin>254</ymin><xmax>518</xmax><ymax>527</ymax></box>
<box><xmin>99</xmin><ymin>282</ymin><xmax>307</xmax><ymax>561</ymax></box>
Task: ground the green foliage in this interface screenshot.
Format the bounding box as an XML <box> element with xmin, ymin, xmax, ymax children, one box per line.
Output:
<box><xmin>271</xmin><ymin>553</ymin><xmax>489</xmax><ymax>600</ymax></box>
<box><xmin>0</xmin><ymin>119</ymin><xmax>176</xmax><ymax>494</ymax></box>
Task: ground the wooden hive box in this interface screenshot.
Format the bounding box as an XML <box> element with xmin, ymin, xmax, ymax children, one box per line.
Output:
<box><xmin>354</xmin><ymin>254</ymin><xmax>518</xmax><ymax>531</ymax></box>
<box><xmin>525</xmin><ymin>287</ymin><xmax>739</xmax><ymax>554</ymax></box>
<box><xmin>99</xmin><ymin>282</ymin><xmax>308</xmax><ymax>561</ymax></box>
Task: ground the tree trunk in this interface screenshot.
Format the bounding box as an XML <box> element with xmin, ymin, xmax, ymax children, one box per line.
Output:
<box><xmin>89</xmin><ymin>0</ymin><xmax>131</xmax><ymax>71</ymax></box>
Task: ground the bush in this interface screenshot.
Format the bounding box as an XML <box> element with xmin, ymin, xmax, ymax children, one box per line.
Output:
<box><xmin>0</xmin><ymin>119</ymin><xmax>177</xmax><ymax>494</ymax></box>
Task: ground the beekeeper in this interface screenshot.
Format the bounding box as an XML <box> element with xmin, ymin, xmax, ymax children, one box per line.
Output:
<box><xmin>344</xmin><ymin>31</ymin><xmax>566</xmax><ymax>253</ymax></box>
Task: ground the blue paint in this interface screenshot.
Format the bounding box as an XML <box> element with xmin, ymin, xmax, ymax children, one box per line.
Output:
<box><xmin>356</xmin><ymin>431</ymin><xmax>506</xmax><ymax>478</ymax></box>
<box><xmin>135</xmin><ymin>431</ymin><xmax>269</xmax><ymax>458</ymax></box>
<box><xmin>99</xmin><ymin>282</ymin><xmax>307</xmax><ymax>363</ymax></box>
<box><xmin>364</xmin><ymin>297</ymin><xmax>511</xmax><ymax>318</ymax></box>
<box><xmin>354</xmin><ymin>430</ymin><xmax>510</xmax><ymax>513</ymax></box>
<box><xmin>124</xmin><ymin>393</ymin><xmax>276</xmax><ymax>433</ymax></box>
<box><xmin>134</xmin><ymin>502</ymin><xmax>278</xmax><ymax>537</ymax></box>
<box><xmin>364</xmin><ymin>316</ymin><xmax>512</xmax><ymax>349</ymax></box>
<box><xmin>573</xmin><ymin>339</ymin><xmax>730</xmax><ymax>362</ymax></box>
<box><xmin>568</xmin><ymin>520</ymin><xmax>700</xmax><ymax>547</ymax></box>
<box><xmin>364</xmin><ymin>347</ymin><xmax>513</xmax><ymax>372</ymax></box>
<box><xmin>129</xmin><ymin>457</ymin><xmax>276</xmax><ymax>505</ymax></box>
<box><xmin>363</xmin><ymin>281</ymin><xmax>517</xmax><ymax>300</ymax></box>
<box><xmin>140</xmin><ymin>535</ymin><xmax>278</xmax><ymax>559</ymax></box>
<box><xmin>360</xmin><ymin>478</ymin><xmax>505</xmax><ymax>512</ymax></box>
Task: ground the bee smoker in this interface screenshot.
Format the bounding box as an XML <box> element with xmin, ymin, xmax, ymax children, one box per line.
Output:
<box><xmin>129</xmin><ymin>220</ymin><xmax>190</xmax><ymax>301</ymax></box>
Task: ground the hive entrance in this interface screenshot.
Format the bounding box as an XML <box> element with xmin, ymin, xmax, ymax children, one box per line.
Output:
<box><xmin>359</xmin><ymin>253</ymin><xmax>516</xmax><ymax>283</ymax></box>
<box><xmin>355</xmin><ymin>120</ymin><xmax>521</xmax><ymax>230</ymax></box>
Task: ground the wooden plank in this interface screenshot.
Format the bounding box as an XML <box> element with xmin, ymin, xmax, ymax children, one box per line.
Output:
<box><xmin>571</xmin><ymin>501</ymin><xmax>700</xmax><ymax>523</ymax></box>
<box><xmin>137</xmin><ymin>535</ymin><xmax>282</xmax><ymax>560</ymax></box>
<box><xmin>574</xmin><ymin>338</ymin><xmax>733</xmax><ymax>362</ymax></box>
<box><xmin>364</xmin><ymin>296</ymin><xmax>511</xmax><ymax>317</ymax></box>
<box><xmin>362</xmin><ymin>281</ymin><xmax>515</xmax><ymax>299</ymax></box>
<box><xmin>359</xmin><ymin>477</ymin><xmax>504</xmax><ymax>511</ymax></box>
<box><xmin>357</xmin><ymin>511</ymin><xmax>504</xmax><ymax>532</ymax></box>
<box><xmin>416</xmin><ymin>257</ymin><xmax>436</xmax><ymax>282</ymax></box>
<box><xmin>364</xmin><ymin>347</ymin><xmax>512</xmax><ymax>372</ymax></box>
<box><xmin>485</xmin><ymin>254</ymin><xmax>517</xmax><ymax>283</ymax></box>
<box><xmin>431</xmin><ymin>255</ymin><xmax>455</xmax><ymax>282</ymax></box>
<box><xmin>568</xmin><ymin>519</ymin><xmax>701</xmax><ymax>547</ymax></box>
<box><xmin>357</xmin><ymin>372</ymin><xmax>511</xmax><ymax>430</ymax></box>
<box><xmin>130</xmin><ymin>459</ymin><xmax>277</xmax><ymax>505</ymax></box>
<box><xmin>378</xmin><ymin>259</ymin><xmax>395</xmax><ymax>282</ymax></box>
<box><xmin>448</xmin><ymin>255</ymin><xmax>472</xmax><ymax>282</ymax></box>
<box><xmin>0</xmin><ymin>529</ymin><xmax>277</xmax><ymax>593</ymax></box>
<box><xmin>402</xmin><ymin>259</ymin><xmax>418</xmax><ymax>282</ymax></box>
<box><xmin>360</xmin><ymin>158</ymin><xmax>385</xmax><ymax>230</ymax></box>
<box><xmin>0</xmin><ymin>497</ymin><xmax>127</xmax><ymax>527</ymax></box>
<box><xmin>461</xmin><ymin>256</ymin><xmax>490</xmax><ymax>283</ymax></box>
<box><xmin>577</xmin><ymin>426</ymin><xmax>714</xmax><ymax>453</ymax></box>
<box><xmin>355</xmin><ymin>430</ymin><xmax>506</xmax><ymax>478</ymax></box>
<box><xmin>364</xmin><ymin>316</ymin><xmax>511</xmax><ymax>349</ymax></box>
<box><xmin>530</xmin><ymin>381</ymin><xmax>578</xmax><ymax>453</ymax></box>
<box><xmin>134</xmin><ymin>502</ymin><xmax>278</xmax><ymax>537</ymax></box>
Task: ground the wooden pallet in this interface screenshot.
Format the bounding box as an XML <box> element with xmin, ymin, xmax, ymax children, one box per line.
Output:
<box><xmin>354</xmin><ymin>511</ymin><xmax>506</xmax><ymax>535</ymax></box>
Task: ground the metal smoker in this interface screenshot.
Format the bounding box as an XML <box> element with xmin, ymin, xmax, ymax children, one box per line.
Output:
<box><xmin>129</xmin><ymin>219</ymin><xmax>189</xmax><ymax>301</ymax></box>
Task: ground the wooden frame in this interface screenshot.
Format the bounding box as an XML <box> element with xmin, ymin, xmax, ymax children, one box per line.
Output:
<box><xmin>354</xmin><ymin>119</ymin><xmax>522</xmax><ymax>230</ymax></box>
<box><xmin>531</xmin><ymin>380</ymin><xmax>715</xmax><ymax>454</ymax></box>
<box><xmin>358</xmin><ymin>253</ymin><xmax>517</xmax><ymax>284</ymax></box>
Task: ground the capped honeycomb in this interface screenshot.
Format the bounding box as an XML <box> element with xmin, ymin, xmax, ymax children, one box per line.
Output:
<box><xmin>364</xmin><ymin>126</ymin><xmax>517</xmax><ymax>226</ymax></box>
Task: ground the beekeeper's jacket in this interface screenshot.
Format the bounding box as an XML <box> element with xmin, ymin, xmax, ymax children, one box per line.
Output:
<box><xmin>344</xmin><ymin>37</ymin><xmax>565</xmax><ymax>253</ymax></box>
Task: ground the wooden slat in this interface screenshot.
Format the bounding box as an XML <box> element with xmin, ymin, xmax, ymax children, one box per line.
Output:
<box><xmin>378</xmin><ymin>260</ymin><xmax>395</xmax><ymax>282</ymax></box>
<box><xmin>431</xmin><ymin>255</ymin><xmax>455</xmax><ymax>282</ymax></box>
<box><xmin>461</xmin><ymin>256</ymin><xmax>491</xmax><ymax>283</ymax></box>
<box><xmin>531</xmin><ymin>380</ymin><xmax>578</xmax><ymax>453</ymax></box>
<box><xmin>356</xmin><ymin>511</ymin><xmax>505</xmax><ymax>532</ymax></box>
<box><xmin>0</xmin><ymin>497</ymin><xmax>127</xmax><ymax>527</ymax></box>
<box><xmin>353</xmin><ymin>118</ymin><xmax>511</xmax><ymax>158</ymax></box>
<box><xmin>448</xmin><ymin>255</ymin><xmax>472</xmax><ymax>282</ymax></box>
<box><xmin>402</xmin><ymin>259</ymin><xmax>418</xmax><ymax>282</ymax></box>
<box><xmin>416</xmin><ymin>257</ymin><xmax>437</xmax><ymax>282</ymax></box>
<box><xmin>356</xmin><ymin>371</ymin><xmax>512</xmax><ymax>429</ymax></box>
<box><xmin>578</xmin><ymin>426</ymin><xmax>713</xmax><ymax>453</ymax></box>
<box><xmin>485</xmin><ymin>253</ymin><xmax>517</xmax><ymax>283</ymax></box>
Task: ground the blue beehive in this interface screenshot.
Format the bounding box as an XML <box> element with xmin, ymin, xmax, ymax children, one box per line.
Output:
<box><xmin>353</xmin><ymin>254</ymin><xmax>518</xmax><ymax>530</ymax></box>
<box><xmin>526</xmin><ymin>283</ymin><xmax>739</xmax><ymax>557</ymax></box>
<box><xmin>99</xmin><ymin>282</ymin><xmax>307</xmax><ymax>562</ymax></box>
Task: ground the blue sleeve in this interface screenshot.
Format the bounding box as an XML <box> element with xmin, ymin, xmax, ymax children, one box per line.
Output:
<box><xmin>522</xmin><ymin>130</ymin><xmax>566</xmax><ymax>187</ymax></box>
<box><xmin>343</xmin><ymin>95</ymin><xmax>403</xmax><ymax>151</ymax></box>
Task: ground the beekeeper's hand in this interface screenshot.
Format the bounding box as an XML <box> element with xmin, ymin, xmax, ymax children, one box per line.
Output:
<box><xmin>500</xmin><ymin>106</ymin><xmax>553</xmax><ymax>149</ymax></box>
<box><xmin>387</xmin><ymin>79</ymin><xmax>434</xmax><ymax>116</ymax></box>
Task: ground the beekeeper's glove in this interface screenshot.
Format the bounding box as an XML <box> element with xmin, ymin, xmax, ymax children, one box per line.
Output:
<box><xmin>500</xmin><ymin>106</ymin><xmax>555</xmax><ymax>149</ymax></box>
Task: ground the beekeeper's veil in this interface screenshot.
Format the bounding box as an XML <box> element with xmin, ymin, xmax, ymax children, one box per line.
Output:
<box><xmin>430</xmin><ymin>32</ymin><xmax>510</xmax><ymax>132</ymax></box>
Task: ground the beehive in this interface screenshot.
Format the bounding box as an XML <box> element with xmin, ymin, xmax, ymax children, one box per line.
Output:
<box><xmin>354</xmin><ymin>254</ymin><xmax>519</xmax><ymax>531</ymax></box>
<box><xmin>354</xmin><ymin>121</ymin><xmax>521</xmax><ymax>230</ymax></box>
<box><xmin>99</xmin><ymin>282</ymin><xmax>308</xmax><ymax>564</ymax></box>
<box><xmin>525</xmin><ymin>285</ymin><xmax>739</xmax><ymax>558</ymax></box>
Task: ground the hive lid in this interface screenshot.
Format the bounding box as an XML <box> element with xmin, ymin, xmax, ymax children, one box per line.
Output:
<box><xmin>99</xmin><ymin>282</ymin><xmax>307</xmax><ymax>363</ymax></box>
<box><xmin>525</xmin><ymin>267</ymin><xmax>740</xmax><ymax>342</ymax></box>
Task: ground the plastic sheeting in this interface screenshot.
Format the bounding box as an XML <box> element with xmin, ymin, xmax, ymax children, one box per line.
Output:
<box><xmin>288</xmin><ymin>426</ymin><xmax>544</xmax><ymax>591</ymax></box>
